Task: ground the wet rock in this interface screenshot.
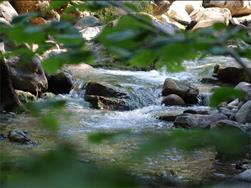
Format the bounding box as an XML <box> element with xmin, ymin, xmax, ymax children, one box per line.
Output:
<box><xmin>0</xmin><ymin>1</ymin><xmax>18</xmax><ymax>24</ymax></box>
<box><xmin>16</xmin><ymin>90</ymin><xmax>36</xmax><ymax>104</ymax></box>
<box><xmin>174</xmin><ymin>113</ymin><xmax>227</xmax><ymax>129</ymax></box>
<box><xmin>85</xmin><ymin>95</ymin><xmax>129</xmax><ymax>111</ymax></box>
<box><xmin>8</xmin><ymin>129</ymin><xmax>33</xmax><ymax>144</ymax></box>
<box><xmin>46</xmin><ymin>72</ymin><xmax>73</xmax><ymax>95</ymax></box>
<box><xmin>162</xmin><ymin>78</ymin><xmax>199</xmax><ymax>104</ymax></box>
<box><xmin>7</xmin><ymin>56</ymin><xmax>48</xmax><ymax>95</ymax></box>
<box><xmin>235</xmin><ymin>82</ymin><xmax>251</xmax><ymax>101</ymax></box>
<box><xmin>213</xmin><ymin>64</ymin><xmax>251</xmax><ymax>84</ymax></box>
<box><xmin>0</xmin><ymin>61</ymin><xmax>22</xmax><ymax>112</ymax></box>
<box><xmin>161</xmin><ymin>94</ymin><xmax>185</xmax><ymax>106</ymax></box>
<box><xmin>190</xmin><ymin>7</ymin><xmax>231</xmax><ymax>30</ymax></box>
<box><xmin>85</xmin><ymin>82</ymin><xmax>127</xmax><ymax>98</ymax></box>
<box><xmin>235</xmin><ymin>100</ymin><xmax>251</xmax><ymax>123</ymax></box>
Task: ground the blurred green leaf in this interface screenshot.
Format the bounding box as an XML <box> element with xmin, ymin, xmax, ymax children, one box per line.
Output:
<box><xmin>210</xmin><ymin>87</ymin><xmax>245</xmax><ymax>107</ymax></box>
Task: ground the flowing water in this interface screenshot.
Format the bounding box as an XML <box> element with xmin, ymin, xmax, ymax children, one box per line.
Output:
<box><xmin>0</xmin><ymin>56</ymin><xmax>242</xmax><ymax>186</ymax></box>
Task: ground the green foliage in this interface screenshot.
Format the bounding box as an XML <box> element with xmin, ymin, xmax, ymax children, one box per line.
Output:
<box><xmin>5</xmin><ymin>144</ymin><xmax>137</xmax><ymax>188</ymax></box>
<box><xmin>210</xmin><ymin>87</ymin><xmax>245</xmax><ymax>107</ymax></box>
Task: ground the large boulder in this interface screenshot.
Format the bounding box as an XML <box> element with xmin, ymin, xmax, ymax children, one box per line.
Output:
<box><xmin>174</xmin><ymin>113</ymin><xmax>227</xmax><ymax>129</ymax></box>
<box><xmin>46</xmin><ymin>72</ymin><xmax>73</xmax><ymax>95</ymax></box>
<box><xmin>162</xmin><ymin>78</ymin><xmax>199</xmax><ymax>104</ymax></box>
<box><xmin>235</xmin><ymin>82</ymin><xmax>251</xmax><ymax>101</ymax></box>
<box><xmin>0</xmin><ymin>1</ymin><xmax>18</xmax><ymax>24</ymax></box>
<box><xmin>161</xmin><ymin>94</ymin><xmax>185</xmax><ymax>106</ymax></box>
<box><xmin>7</xmin><ymin>56</ymin><xmax>48</xmax><ymax>95</ymax></box>
<box><xmin>0</xmin><ymin>61</ymin><xmax>22</xmax><ymax>112</ymax></box>
<box><xmin>235</xmin><ymin>100</ymin><xmax>251</xmax><ymax>123</ymax></box>
<box><xmin>213</xmin><ymin>64</ymin><xmax>251</xmax><ymax>84</ymax></box>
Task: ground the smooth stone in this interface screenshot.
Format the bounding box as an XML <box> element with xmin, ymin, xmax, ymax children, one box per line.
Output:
<box><xmin>161</xmin><ymin>94</ymin><xmax>185</xmax><ymax>106</ymax></box>
<box><xmin>235</xmin><ymin>100</ymin><xmax>251</xmax><ymax>123</ymax></box>
<box><xmin>162</xmin><ymin>78</ymin><xmax>199</xmax><ymax>104</ymax></box>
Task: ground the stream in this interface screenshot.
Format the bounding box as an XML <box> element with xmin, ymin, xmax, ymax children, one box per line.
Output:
<box><xmin>0</xmin><ymin>56</ymin><xmax>245</xmax><ymax>186</ymax></box>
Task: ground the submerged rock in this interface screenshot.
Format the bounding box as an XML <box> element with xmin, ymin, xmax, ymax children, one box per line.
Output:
<box><xmin>174</xmin><ymin>113</ymin><xmax>227</xmax><ymax>129</ymax></box>
<box><xmin>235</xmin><ymin>100</ymin><xmax>251</xmax><ymax>123</ymax></box>
<box><xmin>162</xmin><ymin>78</ymin><xmax>199</xmax><ymax>104</ymax></box>
<box><xmin>7</xmin><ymin>56</ymin><xmax>48</xmax><ymax>95</ymax></box>
<box><xmin>161</xmin><ymin>94</ymin><xmax>185</xmax><ymax>106</ymax></box>
<box><xmin>8</xmin><ymin>129</ymin><xmax>33</xmax><ymax>144</ymax></box>
<box><xmin>46</xmin><ymin>72</ymin><xmax>73</xmax><ymax>95</ymax></box>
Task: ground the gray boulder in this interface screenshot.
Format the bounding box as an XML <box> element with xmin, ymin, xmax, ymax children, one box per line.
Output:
<box><xmin>174</xmin><ymin>113</ymin><xmax>227</xmax><ymax>129</ymax></box>
<box><xmin>235</xmin><ymin>100</ymin><xmax>251</xmax><ymax>123</ymax></box>
<box><xmin>162</xmin><ymin>78</ymin><xmax>199</xmax><ymax>104</ymax></box>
